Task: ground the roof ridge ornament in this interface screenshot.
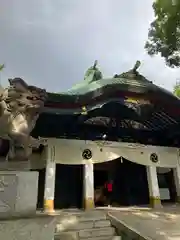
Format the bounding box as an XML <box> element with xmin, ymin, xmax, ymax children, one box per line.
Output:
<box><xmin>133</xmin><ymin>60</ymin><xmax>141</xmax><ymax>72</ymax></box>
<box><xmin>93</xmin><ymin>60</ymin><xmax>98</xmax><ymax>69</ymax></box>
<box><xmin>84</xmin><ymin>60</ymin><xmax>103</xmax><ymax>83</ymax></box>
<box><xmin>114</xmin><ymin>60</ymin><xmax>152</xmax><ymax>83</ymax></box>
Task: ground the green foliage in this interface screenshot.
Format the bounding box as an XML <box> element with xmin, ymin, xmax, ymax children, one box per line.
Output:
<box><xmin>145</xmin><ymin>0</ymin><xmax>180</xmax><ymax>67</ymax></box>
<box><xmin>173</xmin><ymin>82</ymin><xmax>180</xmax><ymax>97</ymax></box>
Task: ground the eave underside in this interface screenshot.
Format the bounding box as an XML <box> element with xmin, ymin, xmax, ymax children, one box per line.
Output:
<box><xmin>32</xmin><ymin>85</ymin><xmax>180</xmax><ymax>147</ymax></box>
<box><xmin>33</xmin><ymin>101</ymin><xmax>180</xmax><ymax>148</ymax></box>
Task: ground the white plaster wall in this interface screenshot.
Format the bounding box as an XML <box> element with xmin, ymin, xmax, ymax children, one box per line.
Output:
<box><xmin>47</xmin><ymin>138</ymin><xmax>179</xmax><ymax>168</ymax></box>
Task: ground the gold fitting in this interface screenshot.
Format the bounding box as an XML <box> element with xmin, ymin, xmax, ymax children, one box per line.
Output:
<box><xmin>149</xmin><ymin>196</ymin><xmax>162</xmax><ymax>208</ymax></box>
<box><xmin>84</xmin><ymin>198</ymin><xmax>94</xmax><ymax>209</ymax></box>
<box><xmin>44</xmin><ymin>199</ymin><xmax>54</xmax><ymax>213</ymax></box>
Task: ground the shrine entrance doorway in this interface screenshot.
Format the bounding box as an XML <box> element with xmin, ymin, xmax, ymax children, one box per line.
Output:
<box><xmin>94</xmin><ymin>158</ymin><xmax>149</xmax><ymax>207</ymax></box>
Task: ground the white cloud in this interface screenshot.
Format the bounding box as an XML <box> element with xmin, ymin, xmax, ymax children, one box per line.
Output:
<box><xmin>0</xmin><ymin>0</ymin><xmax>179</xmax><ymax>92</ymax></box>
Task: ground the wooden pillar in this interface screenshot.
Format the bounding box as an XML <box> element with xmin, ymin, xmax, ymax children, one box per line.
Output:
<box><xmin>83</xmin><ymin>162</ymin><xmax>94</xmax><ymax>209</ymax></box>
<box><xmin>146</xmin><ymin>165</ymin><xmax>162</xmax><ymax>208</ymax></box>
<box><xmin>43</xmin><ymin>145</ymin><xmax>56</xmax><ymax>213</ymax></box>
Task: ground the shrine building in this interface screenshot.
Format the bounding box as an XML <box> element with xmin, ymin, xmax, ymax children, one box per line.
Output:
<box><xmin>8</xmin><ymin>62</ymin><xmax>180</xmax><ymax>212</ymax></box>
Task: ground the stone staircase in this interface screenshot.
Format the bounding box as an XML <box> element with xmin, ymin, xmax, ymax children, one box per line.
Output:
<box><xmin>54</xmin><ymin>210</ymin><xmax>121</xmax><ymax>240</ymax></box>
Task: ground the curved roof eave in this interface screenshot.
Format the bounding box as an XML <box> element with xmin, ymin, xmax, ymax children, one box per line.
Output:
<box><xmin>46</xmin><ymin>77</ymin><xmax>179</xmax><ymax>105</ymax></box>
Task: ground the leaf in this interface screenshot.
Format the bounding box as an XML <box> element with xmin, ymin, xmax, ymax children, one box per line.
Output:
<box><xmin>173</xmin><ymin>81</ymin><xmax>180</xmax><ymax>97</ymax></box>
<box><xmin>145</xmin><ymin>0</ymin><xmax>180</xmax><ymax>67</ymax></box>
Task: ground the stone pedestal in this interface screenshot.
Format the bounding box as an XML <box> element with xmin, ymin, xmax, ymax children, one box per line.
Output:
<box><xmin>0</xmin><ymin>171</ymin><xmax>56</xmax><ymax>240</ymax></box>
<box><xmin>0</xmin><ymin>214</ymin><xmax>55</xmax><ymax>240</ymax></box>
<box><xmin>0</xmin><ymin>171</ymin><xmax>38</xmax><ymax>217</ymax></box>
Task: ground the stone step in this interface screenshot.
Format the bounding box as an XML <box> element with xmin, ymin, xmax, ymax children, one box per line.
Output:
<box><xmin>94</xmin><ymin>219</ymin><xmax>111</xmax><ymax>228</ymax></box>
<box><xmin>61</xmin><ymin>210</ymin><xmax>107</xmax><ymax>221</ymax></box>
<box><xmin>54</xmin><ymin>235</ymin><xmax>121</xmax><ymax>240</ymax></box>
<box><xmin>72</xmin><ymin>211</ymin><xmax>107</xmax><ymax>222</ymax></box>
<box><xmin>54</xmin><ymin>231</ymin><xmax>78</xmax><ymax>240</ymax></box>
<box><xmin>53</xmin><ymin>210</ymin><xmax>119</xmax><ymax>240</ymax></box>
<box><xmin>54</xmin><ymin>211</ymin><xmax>107</xmax><ymax>230</ymax></box>
<box><xmin>55</xmin><ymin>219</ymin><xmax>112</xmax><ymax>233</ymax></box>
<box><xmin>85</xmin><ymin>237</ymin><xmax>121</xmax><ymax>240</ymax></box>
<box><xmin>54</xmin><ymin>227</ymin><xmax>116</xmax><ymax>240</ymax></box>
<box><xmin>79</xmin><ymin>226</ymin><xmax>115</xmax><ymax>238</ymax></box>
<box><xmin>112</xmin><ymin>237</ymin><xmax>121</xmax><ymax>240</ymax></box>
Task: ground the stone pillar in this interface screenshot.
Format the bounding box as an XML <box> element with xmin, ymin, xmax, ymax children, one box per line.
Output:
<box><xmin>173</xmin><ymin>164</ymin><xmax>180</xmax><ymax>203</ymax></box>
<box><xmin>83</xmin><ymin>162</ymin><xmax>94</xmax><ymax>209</ymax></box>
<box><xmin>146</xmin><ymin>165</ymin><xmax>162</xmax><ymax>208</ymax></box>
<box><xmin>43</xmin><ymin>145</ymin><xmax>56</xmax><ymax>213</ymax></box>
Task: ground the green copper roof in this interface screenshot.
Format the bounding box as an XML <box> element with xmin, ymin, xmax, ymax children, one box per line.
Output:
<box><xmin>66</xmin><ymin>77</ymin><xmax>153</xmax><ymax>95</ymax></box>
<box><xmin>65</xmin><ymin>60</ymin><xmax>153</xmax><ymax>95</ymax></box>
<box><xmin>46</xmin><ymin>60</ymin><xmax>178</xmax><ymax>106</ymax></box>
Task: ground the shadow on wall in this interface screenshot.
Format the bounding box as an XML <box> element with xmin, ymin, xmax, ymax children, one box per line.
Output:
<box><xmin>36</xmin><ymin>168</ymin><xmax>45</xmax><ymax>209</ymax></box>
<box><xmin>0</xmin><ymin>139</ymin><xmax>9</xmax><ymax>158</ymax></box>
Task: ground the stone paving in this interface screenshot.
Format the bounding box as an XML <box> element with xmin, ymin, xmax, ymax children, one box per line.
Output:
<box><xmin>40</xmin><ymin>209</ymin><xmax>118</xmax><ymax>240</ymax></box>
<box><xmin>38</xmin><ymin>205</ymin><xmax>180</xmax><ymax>239</ymax></box>
<box><xmin>107</xmin><ymin>204</ymin><xmax>180</xmax><ymax>239</ymax></box>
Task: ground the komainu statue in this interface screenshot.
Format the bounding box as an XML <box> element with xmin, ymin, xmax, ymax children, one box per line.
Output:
<box><xmin>0</xmin><ymin>78</ymin><xmax>47</xmax><ymax>162</ymax></box>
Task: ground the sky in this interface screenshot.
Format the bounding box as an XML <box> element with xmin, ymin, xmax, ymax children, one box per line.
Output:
<box><xmin>0</xmin><ymin>0</ymin><xmax>179</xmax><ymax>93</ymax></box>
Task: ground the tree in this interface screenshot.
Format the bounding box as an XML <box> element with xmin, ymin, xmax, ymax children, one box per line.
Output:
<box><xmin>145</xmin><ymin>0</ymin><xmax>180</xmax><ymax>67</ymax></box>
<box><xmin>173</xmin><ymin>81</ymin><xmax>180</xmax><ymax>97</ymax></box>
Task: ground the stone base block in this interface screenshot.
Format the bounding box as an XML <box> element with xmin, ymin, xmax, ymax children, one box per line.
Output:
<box><xmin>0</xmin><ymin>171</ymin><xmax>38</xmax><ymax>217</ymax></box>
<box><xmin>0</xmin><ymin>215</ymin><xmax>55</xmax><ymax>240</ymax></box>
